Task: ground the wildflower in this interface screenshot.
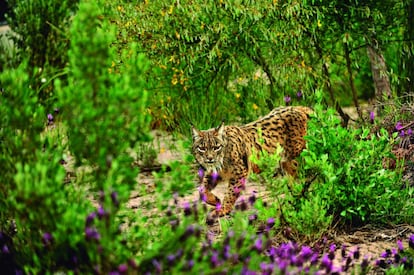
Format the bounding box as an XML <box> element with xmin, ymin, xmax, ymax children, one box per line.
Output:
<box><xmin>183</xmin><ymin>201</ymin><xmax>191</xmax><ymax>216</ymax></box>
<box><xmin>97</xmin><ymin>206</ymin><xmax>106</xmax><ymax>219</ymax></box>
<box><xmin>211</xmin><ymin>172</ymin><xmax>219</xmax><ymax>183</ymax></box>
<box><xmin>328</xmin><ymin>244</ymin><xmax>336</xmax><ymax>260</ymax></box>
<box><xmin>341</xmin><ymin>244</ymin><xmax>347</xmax><ymax>258</ymax></box>
<box><xmin>409</xmin><ymin>234</ymin><xmax>414</xmax><ymax>249</ymax></box>
<box><xmin>284</xmin><ymin>95</ymin><xmax>291</xmax><ymax>105</ymax></box>
<box><xmin>321</xmin><ymin>254</ymin><xmax>333</xmax><ymax>272</ymax></box>
<box><xmin>166</xmin><ymin>254</ymin><xmax>175</xmax><ymax>264</ymax></box>
<box><xmin>152</xmin><ymin>259</ymin><xmax>162</xmax><ymax>273</ymax></box>
<box><xmin>186</xmin><ymin>259</ymin><xmax>194</xmax><ymax>270</ymax></box>
<box><xmin>199</xmin><ymin>192</ymin><xmax>207</xmax><ymax>203</ymax></box>
<box><xmin>300</xmin><ymin>245</ymin><xmax>313</xmax><ymax>260</ymax></box>
<box><xmin>254</xmin><ymin>237</ymin><xmax>263</xmax><ymax>252</ymax></box>
<box><xmin>248</xmin><ymin>214</ymin><xmax>258</xmax><ymax>224</ymax></box>
<box><xmin>118</xmin><ymin>264</ymin><xmax>128</xmax><ymax>273</ymax></box>
<box><xmin>42</xmin><ymin>232</ymin><xmax>53</xmax><ymax>246</ymax></box>
<box><xmin>85</xmin><ymin>227</ymin><xmax>100</xmax><ymax>241</ymax></box>
<box><xmin>381</xmin><ymin>249</ymin><xmax>391</xmax><ymax>258</ymax></box>
<box><xmin>395</xmin><ymin>121</ymin><xmax>403</xmax><ymax>131</ymax></box>
<box><xmin>128</xmin><ymin>258</ymin><xmax>137</xmax><ymax>269</ymax></box>
<box><xmin>297</xmin><ymin>90</ymin><xmax>303</xmax><ymax>99</ymax></box>
<box><xmin>239</xmin><ymin>178</ymin><xmax>246</xmax><ymax>189</ymax></box>
<box><xmin>111</xmin><ymin>191</ymin><xmax>119</xmax><ymax>207</ymax></box>
<box><xmin>400</xmin><ymin>130</ymin><xmax>405</xmax><ymax>137</ymax></box>
<box><xmin>369</xmin><ymin>111</ymin><xmax>375</xmax><ymax>123</ymax></box>
<box><xmin>397</xmin><ymin>240</ymin><xmax>404</xmax><ymax>252</ymax></box>
<box><xmin>408</xmin><ymin>128</ymin><xmax>413</xmax><ymax>136</ymax></box>
<box><xmin>353</xmin><ymin>247</ymin><xmax>360</xmax><ymax>260</ymax></box>
<box><xmin>198</xmin><ymin>168</ymin><xmax>204</xmax><ymax>179</ymax></box>
<box><xmin>47</xmin><ymin>113</ymin><xmax>54</xmax><ymax>125</ymax></box>
<box><xmin>223</xmin><ymin>244</ymin><xmax>231</xmax><ymax>260</ymax></box>
<box><xmin>215</xmin><ymin>202</ymin><xmax>222</xmax><ymax>212</ymax></box>
<box><xmin>211</xmin><ymin>250</ymin><xmax>219</xmax><ymax>268</ymax></box>
<box><xmin>248</xmin><ymin>193</ymin><xmax>256</xmax><ymax>205</ymax></box>
<box><xmin>266</xmin><ymin>218</ymin><xmax>275</xmax><ymax>229</ymax></box>
<box><xmin>361</xmin><ymin>256</ymin><xmax>370</xmax><ymax>271</ymax></box>
<box><xmin>2</xmin><ymin>244</ymin><xmax>9</xmax><ymax>254</ymax></box>
<box><xmin>86</xmin><ymin>212</ymin><xmax>97</xmax><ymax>226</ymax></box>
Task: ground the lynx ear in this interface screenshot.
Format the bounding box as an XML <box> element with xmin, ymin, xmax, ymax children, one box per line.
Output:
<box><xmin>215</xmin><ymin>121</ymin><xmax>225</xmax><ymax>138</ymax></box>
<box><xmin>191</xmin><ymin>125</ymin><xmax>201</xmax><ymax>141</ymax></box>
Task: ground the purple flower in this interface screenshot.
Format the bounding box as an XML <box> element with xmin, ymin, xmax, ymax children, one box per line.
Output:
<box><xmin>254</xmin><ymin>237</ymin><xmax>263</xmax><ymax>252</ymax></box>
<box><xmin>409</xmin><ymin>234</ymin><xmax>414</xmax><ymax>249</ymax></box>
<box><xmin>284</xmin><ymin>95</ymin><xmax>291</xmax><ymax>104</ymax></box>
<box><xmin>111</xmin><ymin>191</ymin><xmax>119</xmax><ymax>207</ymax></box>
<box><xmin>211</xmin><ymin>172</ymin><xmax>219</xmax><ymax>182</ymax></box>
<box><xmin>300</xmin><ymin>245</ymin><xmax>313</xmax><ymax>260</ymax></box>
<box><xmin>395</xmin><ymin>121</ymin><xmax>403</xmax><ymax>131</ymax></box>
<box><xmin>128</xmin><ymin>258</ymin><xmax>137</xmax><ymax>269</ymax></box>
<box><xmin>198</xmin><ymin>168</ymin><xmax>204</xmax><ymax>179</ymax></box>
<box><xmin>118</xmin><ymin>264</ymin><xmax>128</xmax><ymax>273</ymax></box>
<box><xmin>215</xmin><ymin>202</ymin><xmax>221</xmax><ymax>211</ymax></box>
<box><xmin>297</xmin><ymin>91</ymin><xmax>303</xmax><ymax>99</ymax></box>
<box><xmin>211</xmin><ymin>250</ymin><xmax>219</xmax><ymax>267</ymax></box>
<box><xmin>166</xmin><ymin>254</ymin><xmax>175</xmax><ymax>264</ymax></box>
<box><xmin>408</xmin><ymin>128</ymin><xmax>413</xmax><ymax>136</ymax></box>
<box><xmin>85</xmin><ymin>227</ymin><xmax>100</xmax><ymax>241</ymax></box>
<box><xmin>353</xmin><ymin>247</ymin><xmax>360</xmax><ymax>260</ymax></box>
<box><xmin>86</xmin><ymin>212</ymin><xmax>96</xmax><ymax>226</ymax></box>
<box><xmin>42</xmin><ymin>232</ymin><xmax>53</xmax><ymax>246</ymax></box>
<box><xmin>328</xmin><ymin>243</ymin><xmax>336</xmax><ymax>260</ymax></box>
<box><xmin>186</xmin><ymin>259</ymin><xmax>194</xmax><ymax>270</ymax></box>
<box><xmin>369</xmin><ymin>111</ymin><xmax>375</xmax><ymax>123</ymax></box>
<box><xmin>47</xmin><ymin>113</ymin><xmax>54</xmax><ymax>125</ymax></box>
<box><xmin>183</xmin><ymin>201</ymin><xmax>191</xmax><ymax>216</ymax></box>
<box><xmin>152</xmin><ymin>259</ymin><xmax>162</xmax><ymax>273</ymax></box>
<box><xmin>321</xmin><ymin>254</ymin><xmax>332</xmax><ymax>272</ymax></box>
<box><xmin>2</xmin><ymin>244</ymin><xmax>9</xmax><ymax>254</ymax></box>
<box><xmin>400</xmin><ymin>130</ymin><xmax>405</xmax><ymax>137</ymax></box>
<box><xmin>266</xmin><ymin>218</ymin><xmax>275</xmax><ymax>229</ymax></box>
<box><xmin>397</xmin><ymin>240</ymin><xmax>404</xmax><ymax>252</ymax></box>
<box><xmin>97</xmin><ymin>206</ymin><xmax>106</xmax><ymax>219</ymax></box>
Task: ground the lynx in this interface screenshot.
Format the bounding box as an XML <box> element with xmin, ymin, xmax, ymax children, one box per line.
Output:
<box><xmin>191</xmin><ymin>106</ymin><xmax>312</xmax><ymax>222</ymax></box>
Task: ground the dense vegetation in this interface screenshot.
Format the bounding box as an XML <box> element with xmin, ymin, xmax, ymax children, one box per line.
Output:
<box><xmin>1</xmin><ymin>0</ymin><xmax>413</xmax><ymax>273</ymax></box>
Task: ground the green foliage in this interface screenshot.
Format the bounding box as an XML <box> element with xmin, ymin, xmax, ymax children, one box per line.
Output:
<box><xmin>250</xmin><ymin>145</ymin><xmax>332</xmax><ymax>240</ymax></box>
<box><xmin>5</xmin><ymin>0</ymin><xmax>79</xmax><ymax>101</ymax></box>
<box><xmin>302</xmin><ymin>100</ymin><xmax>413</xmax><ymax>225</ymax></box>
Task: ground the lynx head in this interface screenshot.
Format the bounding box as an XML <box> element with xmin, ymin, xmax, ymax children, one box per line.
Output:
<box><xmin>191</xmin><ymin>122</ymin><xmax>227</xmax><ymax>174</ymax></box>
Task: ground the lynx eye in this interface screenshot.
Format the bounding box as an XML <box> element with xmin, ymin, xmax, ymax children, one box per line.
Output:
<box><xmin>197</xmin><ymin>146</ymin><xmax>206</xmax><ymax>153</ymax></box>
<box><xmin>213</xmin><ymin>145</ymin><xmax>223</xmax><ymax>152</ymax></box>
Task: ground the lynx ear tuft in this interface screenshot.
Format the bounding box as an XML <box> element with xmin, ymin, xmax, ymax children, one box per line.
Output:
<box><xmin>191</xmin><ymin>125</ymin><xmax>201</xmax><ymax>140</ymax></box>
<box><xmin>216</xmin><ymin>121</ymin><xmax>225</xmax><ymax>137</ymax></box>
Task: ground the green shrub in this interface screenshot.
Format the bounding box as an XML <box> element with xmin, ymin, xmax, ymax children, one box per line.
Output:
<box><xmin>6</xmin><ymin>0</ymin><xmax>79</xmax><ymax>102</ymax></box>
<box><xmin>302</xmin><ymin>97</ymin><xmax>414</xmax><ymax>225</ymax></box>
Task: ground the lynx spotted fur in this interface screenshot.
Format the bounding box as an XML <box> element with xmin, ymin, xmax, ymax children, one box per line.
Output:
<box><xmin>191</xmin><ymin>106</ymin><xmax>312</xmax><ymax>221</ymax></box>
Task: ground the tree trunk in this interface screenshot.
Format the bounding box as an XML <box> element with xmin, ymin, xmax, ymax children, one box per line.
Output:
<box><xmin>366</xmin><ymin>45</ymin><xmax>392</xmax><ymax>115</ymax></box>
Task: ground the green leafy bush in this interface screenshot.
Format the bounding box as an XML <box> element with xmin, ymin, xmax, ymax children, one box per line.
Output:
<box><xmin>5</xmin><ymin>0</ymin><xmax>79</xmax><ymax>102</ymax></box>
<box><xmin>302</xmin><ymin>100</ymin><xmax>414</xmax><ymax>225</ymax></box>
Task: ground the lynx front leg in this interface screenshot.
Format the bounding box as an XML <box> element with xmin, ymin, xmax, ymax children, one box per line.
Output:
<box><xmin>200</xmin><ymin>173</ymin><xmax>221</xmax><ymax>207</ymax></box>
<box><xmin>206</xmin><ymin>177</ymin><xmax>245</xmax><ymax>224</ymax></box>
